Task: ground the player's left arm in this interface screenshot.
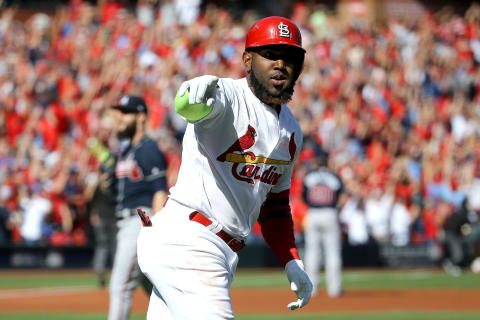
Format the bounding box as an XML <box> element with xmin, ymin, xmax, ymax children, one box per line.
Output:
<box><xmin>258</xmin><ymin>129</ymin><xmax>312</xmax><ymax>311</ymax></box>
<box><xmin>258</xmin><ymin>189</ymin><xmax>299</xmax><ymax>266</ymax></box>
<box><xmin>258</xmin><ymin>189</ymin><xmax>313</xmax><ymax>310</ymax></box>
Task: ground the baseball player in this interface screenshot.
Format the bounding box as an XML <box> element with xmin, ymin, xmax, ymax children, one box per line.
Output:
<box><xmin>137</xmin><ymin>16</ymin><xmax>312</xmax><ymax>319</ymax></box>
<box><xmin>302</xmin><ymin>150</ymin><xmax>345</xmax><ymax>298</ymax></box>
<box><xmin>108</xmin><ymin>95</ymin><xmax>168</xmax><ymax>320</ymax></box>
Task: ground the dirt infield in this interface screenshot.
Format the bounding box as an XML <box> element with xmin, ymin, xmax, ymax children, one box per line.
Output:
<box><xmin>0</xmin><ymin>287</ymin><xmax>479</xmax><ymax>314</ymax></box>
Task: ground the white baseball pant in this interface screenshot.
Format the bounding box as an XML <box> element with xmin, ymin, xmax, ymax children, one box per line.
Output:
<box><xmin>109</xmin><ymin>214</ymin><xmax>147</xmax><ymax>320</ymax></box>
<box><xmin>137</xmin><ymin>200</ymin><xmax>239</xmax><ymax>320</ymax></box>
<box><xmin>304</xmin><ymin>207</ymin><xmax>342</xmax><ymax>297</ymax></box>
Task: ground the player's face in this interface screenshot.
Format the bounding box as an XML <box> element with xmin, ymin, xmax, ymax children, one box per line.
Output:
<box><xmin>115</xmin><ymin>110</ymin><xmax>137</xmax><ymax>140</ymax></box>
<box><xmin>243</xmin><ymin>45</ymin><xmax>304</xmax><ymax>106</ymax></box>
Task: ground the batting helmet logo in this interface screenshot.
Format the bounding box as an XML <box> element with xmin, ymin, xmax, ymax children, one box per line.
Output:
<box><xmin>278</xmin><ymin>22</ymin><xmax>291</xmax><ymax>38</ymax></box>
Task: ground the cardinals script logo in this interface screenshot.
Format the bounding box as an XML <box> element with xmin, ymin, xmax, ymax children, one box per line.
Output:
<box><xmin>217</xmin><ymin>125</ymin><xmax>297</xmax><ymax>184</ymax></box>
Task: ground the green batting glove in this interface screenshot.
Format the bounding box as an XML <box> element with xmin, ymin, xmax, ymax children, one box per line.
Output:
<box><xmin>175</xmin><ymin>75</ymin><xmax>218</xmax><ymax>123</ymax></box>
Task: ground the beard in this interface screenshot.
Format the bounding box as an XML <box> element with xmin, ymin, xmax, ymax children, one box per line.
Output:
<box><xmin>248</xmin><ymin>68</ymin><xmax>295</xmax><ymax>106</ymax></box>
<box><xmin>116</xmin><ymin>121</ymin><xmax>136</xmax><ymax>140</ymax></box>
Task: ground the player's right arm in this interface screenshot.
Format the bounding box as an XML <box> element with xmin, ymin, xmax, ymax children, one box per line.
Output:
<box><xmin>175</xmin><ymin>75</ymin><xmax>224</xmax><ymax>123</ymax></box>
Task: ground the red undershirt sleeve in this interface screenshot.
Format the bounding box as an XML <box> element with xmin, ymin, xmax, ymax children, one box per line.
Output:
<box><xmin>258</xmin><ymin>189</ymin><xmax>300</xmax><ymax>267</ymax></box>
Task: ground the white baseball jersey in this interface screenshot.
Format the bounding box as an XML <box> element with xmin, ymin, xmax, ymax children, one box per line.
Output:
<box><xmin>169</xmin><ymin>77</ymin><xmax>303</xmax><ymax>239</ymax></box>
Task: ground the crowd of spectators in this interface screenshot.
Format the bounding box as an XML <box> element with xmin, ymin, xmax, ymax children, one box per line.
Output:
<box><xmin>1</xmin><ymin>0</ymin><xmax>480</xmax><ymax>268</ymax></box>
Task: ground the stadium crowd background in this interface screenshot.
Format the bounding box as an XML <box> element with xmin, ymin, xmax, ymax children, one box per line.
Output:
<box><xmin>1</xmin><ymin>0</ymin><xmax>480</xmax><ymax>269</ymax></box>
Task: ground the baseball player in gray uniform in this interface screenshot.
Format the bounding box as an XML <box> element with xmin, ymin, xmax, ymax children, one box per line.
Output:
<box><xmin>302</xmin><ymin>150</ymin><xmax>345</xmax><ymax>298</ymax></box>
<box><xmin>137</xmin><ymin>16</ymin><xmax>313</xmax><ymax>319</ymax></box>
<box><xmin>108</xmin><ymin>96</ymin><xmax>168</xmax><ymax>320</ymax></box>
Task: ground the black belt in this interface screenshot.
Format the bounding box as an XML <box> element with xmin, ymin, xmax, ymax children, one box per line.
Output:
<box><xmin>189</xmin><ymin>211</ymin><xmax>246</xmax><ymax>252</ymax></box>
<box><xmin>117</xmin><ymin>207</ymin><xmax>148</xmax><ymax>220</ymax></box>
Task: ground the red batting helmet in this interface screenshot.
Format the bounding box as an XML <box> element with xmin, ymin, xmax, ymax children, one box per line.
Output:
<box><xmin>245</xmin><ymin>16</ymin><xmax>305</xmax><ymax>53</ymax></box>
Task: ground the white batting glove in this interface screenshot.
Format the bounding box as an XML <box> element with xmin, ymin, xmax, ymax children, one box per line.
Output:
<box><xmin>178</xmin><ymin>75</ymin><xmax>218</xmax><ymax>107</ymax></box>
<box><xmin>285</xmin><ymin>259</ymin><xmax>313</xmax><ymax>310</ymax></box>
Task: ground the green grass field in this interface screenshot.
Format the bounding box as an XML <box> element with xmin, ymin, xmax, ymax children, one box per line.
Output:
<box><xmin>1</xmin><ymin>268</ymin><xmax>479</xmax><ymax>289</ymax></box>
<box><xmin>233</xmin><ymin>268</ymin><xmax>480</xmax><ymax>289</ymax></box>
<box><xmin>0</xmin><ymin>268</ymin><xmax>479</xmax><ymax>320</ymax></box>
